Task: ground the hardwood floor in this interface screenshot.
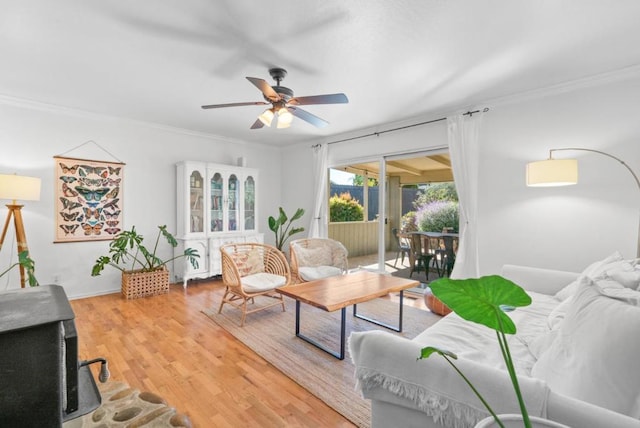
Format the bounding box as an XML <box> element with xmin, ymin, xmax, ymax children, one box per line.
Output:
<box><xmin>70</xmin><ymin>277</ymin><xmax>428</xmax><ymax>427</ymax></box>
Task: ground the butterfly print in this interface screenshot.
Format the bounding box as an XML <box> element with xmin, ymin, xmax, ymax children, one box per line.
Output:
<box><xmin>60</xmin><ymin>211</ymin><xmax>80</xmax><ymax>222</ymax></box>
<box><xmin>59</xmin><ymin>224</ymin><xmax>79</xmax><ymax>235</ymax></box>
<box><xmin>75</xmin><ymin>186</ymin><xmax>110</xmax><ymax>201</ymax></box>
<box><xmin>106</xmin><ymin>220</ymin><xmax>119</xmax><ymax>227</ymax></box>
<box><xmin>104</xmin><ymin>210</ymin><xmax>121</xmax><ymax>219</ymax></box>
<box><xmin>62</xmin><ymin>183</ymin><xmax>78</xmax><ymax>197</ymax></box>
<box><xmin>77</xmin><ymin>196</ymin><xmax>99</xmax><ymax>208</ymax></box>
<box><xmin>105</xmin><ymin>187</ymin><xmax>119</xmax><ymax>199</ymax></box>
<box><xmin>83</xmin><ymin>207</ymin><xmax>103</xmax><ymax>219</ymax></box>
<box><xmin>108</xmin><ymin>166</ymin><xmax>121</xmax><ymax>176</ymax></box>
<box><xmin>105</xmin><ymin>227</ymin><xmax>121</xmax><ymax>235</ymax></box>
<box><xmin>59</xmin><ymin>176</ymin><xmax>77</xmax><ymax>184</ymax></box>
<box><xmin>81</xmin><ymin>222</ymin><xmax>103</xmax><ymax>236</ymax></box>
<box><xmin>60</xmin><ymin>197</ymin><xmax>82</xmax><ymax>211</ymax></box>
<box><xmin>79</xmin><ymin>165</ymin><xmax>107</xmax><ymax>177</ymax></box>
<box><xmin>59</xmin><ymin>163</ymin><xmax>79</xmax><ymax>174</ymax></box>
<box><xmin>102</xmin><ymin>198</ymin><xmax>120</xmax><ymax>210</ymax></box>
<box><xmin>79</xmin><ymin>177</ymin><xmax>107</xmax><ymax>187</ymax></box>
<box><xmin>106</xmin><ymin>178</ymin><xmax>121</xmax><ymax>186</ymax></box>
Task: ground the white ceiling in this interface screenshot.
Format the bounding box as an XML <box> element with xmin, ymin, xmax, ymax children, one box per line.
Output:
<box><xmin>2</xmin><ymin>1</ymin><xmax>640</xmax><ymax>147</ymax></box>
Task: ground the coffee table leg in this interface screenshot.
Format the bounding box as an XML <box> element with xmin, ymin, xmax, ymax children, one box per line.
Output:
<box><xmin>353</xmin><ymin>290</ymin><xmax>405</xmax><ymax>332</ymax></box>
<box><xmin>294</xmin><ymin>300</ymin><xmax>346</xmax><ymax>360</ymax></box>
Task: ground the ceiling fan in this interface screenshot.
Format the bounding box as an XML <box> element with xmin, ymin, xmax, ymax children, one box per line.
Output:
<box><xmin>201</xmin><ymin>67</ymin><xmax>348</xmax><ymax>129</ymax></box>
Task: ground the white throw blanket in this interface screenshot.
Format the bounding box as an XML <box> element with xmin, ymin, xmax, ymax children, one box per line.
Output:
<box><xmin>349</xmin><ymin>330</ymin><xmax>550</xmax><ymax>428</ymax></box>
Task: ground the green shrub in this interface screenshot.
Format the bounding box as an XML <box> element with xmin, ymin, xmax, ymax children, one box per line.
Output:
<box><xmin>414</xmin><ymin>182</ymin><xmax>458</xmax><ymax>209</ymax></box>
<box><xmin>416</xmin><ymin>201</ymin><xmax>459</xmax><ymax>232</ymax></box>
<box><xmin>329</xmin><ymin>192</ymin><xmax>364</xmax><ymax>222</ymax></box>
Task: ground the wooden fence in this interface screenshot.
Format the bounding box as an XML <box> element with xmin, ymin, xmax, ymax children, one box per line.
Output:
<box><xmin>328</xmin><ymin>221</ymin><xmax>392</xmax><ymax>257</ymax></box>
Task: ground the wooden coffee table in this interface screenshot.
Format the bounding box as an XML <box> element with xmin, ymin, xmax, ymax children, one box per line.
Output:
<box><xmin>277</xmin><ymin>271</ymin><xmax>419</xmax><ymax>360</ymax></box>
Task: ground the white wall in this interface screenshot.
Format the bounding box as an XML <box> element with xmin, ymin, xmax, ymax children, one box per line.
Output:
<box><xmin>0</xmin><ymin>100</ymin><xmax>282</xmax><ymax>298</ymax></box>
<box><xmin>479</xmin><ymin>71</ymin><xmax>639</xmax><ymax>273</ymax></box>
<box><xmin>283</xmin><ymin>70</ymin><xmax>640</xmax><ymax>275</ymax></box>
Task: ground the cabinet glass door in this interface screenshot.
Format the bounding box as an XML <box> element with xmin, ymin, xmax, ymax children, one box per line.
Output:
<box><xmin>244</xmin><ymin>175</ymin><xmax>256</xmax><ymax>231</ymax></box>
<box><xmin>189</xmin><ymin>170</ymin><xmax>204</xmax><ymax>233</ymax></box>
<box><xmin>210</xmin><ymin>173</ymin><xmax>223</xmax><ymax>232</ymax></box>
<box><xmin>228</xmin><ymin>174</ymin><xmax>239</xmax><ymax>231</ymax></box>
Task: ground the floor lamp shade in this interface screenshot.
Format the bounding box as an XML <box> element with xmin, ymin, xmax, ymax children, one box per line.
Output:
<box><xmin>0</xmin><ymin>174</ymin><xmax>42</xmax><ymax>202</ymax></box>
<box><xmin>526</xmin><ymin>159</ymin><xmax>578</xmax><ymax>187</ymax></box>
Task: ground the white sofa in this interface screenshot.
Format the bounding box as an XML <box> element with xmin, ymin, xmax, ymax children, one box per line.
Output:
<box><xmin>350</xmin><ymin>256</ymin><xmax>640</xmax><ymax>428</ymax></box>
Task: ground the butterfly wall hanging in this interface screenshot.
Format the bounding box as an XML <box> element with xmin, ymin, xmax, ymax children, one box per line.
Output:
<box><xmin>54</xmin><ymin>156</ymin><xmax>125</xmax><ymax>243</ymax></box>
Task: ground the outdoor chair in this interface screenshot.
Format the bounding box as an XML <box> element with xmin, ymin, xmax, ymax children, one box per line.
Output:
<box><xmin>408</xmin><ymin>233</ymin><xmax>438</xmax><ymax>282</ymax></box>
<box><xmin>392</xmin><ymin>227</ymin><xmax>411</xmax><ymax>267</ymax></box>
<box><xmin>289</xmin><ymin>238</ymin><xmax>348</xmax><ymax>283</ymax></box>
<box><xmin>218</xmin><ymin>242</ymin><xmax>291</xmax><ymax>326</ymax></box>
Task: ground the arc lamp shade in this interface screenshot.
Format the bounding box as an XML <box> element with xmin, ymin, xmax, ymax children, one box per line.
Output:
<box><xmin>526</xmin><ymin>159</ymin><xmax>578</xmax><ymax>187</ymax></box>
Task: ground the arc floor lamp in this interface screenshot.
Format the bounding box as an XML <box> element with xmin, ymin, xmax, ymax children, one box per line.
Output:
<box><xmin>526</xmin><ymin>148</ymin><xmax>640</xmax><ymax>257</ymax></box>
<box><xmin>0</xmin><ymin>173</ymin><xmax>41</xmax><ymax>288</ymax></box>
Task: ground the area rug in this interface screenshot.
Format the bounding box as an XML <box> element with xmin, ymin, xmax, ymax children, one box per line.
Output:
<box><xmin>202</xmin><ymin>293</ymin><xmax>442</xmax><ymax>427</ymax></box>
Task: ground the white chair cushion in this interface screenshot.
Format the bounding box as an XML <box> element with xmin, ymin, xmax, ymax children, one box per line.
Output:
<box><xmin>532</xmin><ymin>276</ymin><xmax>640</xmax><ymax>418</ymax></box>
<box><xmin>299</xmin><ymin>265</ymin><xmax>343</xmax><ymax>281</ymax></box>
<box><xmin>241</xmin><ymin>272</ymin><xmax>287</xmax><ymax>292</ymax></box>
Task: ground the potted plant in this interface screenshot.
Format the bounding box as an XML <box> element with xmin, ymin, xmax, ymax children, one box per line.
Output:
<box><xmin>91</xmin><ymin>225</ymin><xmax>199</xmax><ymax>299</ymax></box>
<box><xmin>0</xmin><ymin>250</ymin><xmax>38</xmax><ymax>287</ymax></box>
<box><xmin>268</xmin><ymin>207</ymin><xmax>305</xmax><ymax>251</ymax></box>
<box><xmin>418</xmin><ymin>275</ymin><xmax>568</xmax><ymax>428</ymax></box>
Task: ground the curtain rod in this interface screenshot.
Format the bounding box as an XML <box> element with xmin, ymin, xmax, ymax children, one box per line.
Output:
<box><xmin>324</xmin><ymin>107</ymin><xmax>489</xmax><ymax>146</ymax></box>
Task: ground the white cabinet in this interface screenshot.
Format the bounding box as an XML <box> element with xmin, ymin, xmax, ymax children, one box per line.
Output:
<box><xmin>175</xmin><ymin>161</ymin><xmax>263</xmax><ymax>287</ymax></box>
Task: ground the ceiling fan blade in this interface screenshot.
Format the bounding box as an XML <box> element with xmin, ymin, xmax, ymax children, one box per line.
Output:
<box><xmin>289</xmin><ymin>93</ymin><xmax>348</xmax><ymax>106</ymax></box>
<box><xmin>246</xmin><ymin>77</ymin><xmax>281</xmax><ymax>102</ymax></box>
<box><xmin>250</xmin><ymin>119</ymin><xmax>265</xmax><ymax>129</ymax></box>
<box><xmin>201</xmin><ymin>101</ymin><xmax>268</xmax><ymax>109</ymax></box>
<box><xmin>289</xmin><ymin>107</ymin><xmax>329</xmax><ymax>128</ymax></box>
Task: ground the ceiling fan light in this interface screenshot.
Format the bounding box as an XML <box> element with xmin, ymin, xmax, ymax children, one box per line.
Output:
<box><xmin>277</xmin><ymin>108</ymin><xmax>293</xmax><ymax>129</ymax></box>
<box><xmin>258</xmin><ymin>108</ymin><xmax>274</xmax><ymax>127</ymax></box>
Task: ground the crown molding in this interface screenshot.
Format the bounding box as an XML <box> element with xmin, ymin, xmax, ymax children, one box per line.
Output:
<box><xmin>485</xmin><ymin>63</ymin><xmax>640</xmax><ymax>108</ymax></box>
<box><xmin>0</xmin><ymin>93</ymin><xmax>278</xmax><ymax>151</ymax></box>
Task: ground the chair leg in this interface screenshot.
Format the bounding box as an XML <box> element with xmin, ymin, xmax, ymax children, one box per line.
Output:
<box><xmin>240</xmin><ymin>298</ymin><xmax>248</xmax><ymax>327</ymax></box>
<box><xmin>218</xmin><ymin>288</ymin><xmax>230</xmax><ymax>314</ymax></box>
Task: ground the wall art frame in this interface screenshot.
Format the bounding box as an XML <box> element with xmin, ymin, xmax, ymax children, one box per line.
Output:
<box><xmin>54</xmin><ymin>156</ymin><xmax>124</xmax><ymax>243</ymax></box>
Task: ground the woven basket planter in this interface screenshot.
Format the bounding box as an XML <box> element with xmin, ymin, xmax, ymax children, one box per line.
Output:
<box><xmin>121</xmin><ymin>267</ymin><xmax>169</xmax><ymax>299</ymax></box>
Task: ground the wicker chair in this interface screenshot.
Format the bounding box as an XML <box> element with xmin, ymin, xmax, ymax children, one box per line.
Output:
<box><xmin>218</xmin><ymin>243</ymin><xmax>291</xmax><ymax>326</ymax></box>
<box><xmin>289</xmin><ymin>238</ymin><xmax>348</xmax><ymax>283</ymax></box>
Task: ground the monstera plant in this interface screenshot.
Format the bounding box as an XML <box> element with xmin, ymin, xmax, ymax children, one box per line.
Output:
<box><xmin>91</xmin><ymin>225</ymin><xmax>199</xmax><ymax>275</ymax></box>
<box><xmin>0</xmin><ymin>250</ymin><xmax>38</xmax><ymax>287</ymax></box>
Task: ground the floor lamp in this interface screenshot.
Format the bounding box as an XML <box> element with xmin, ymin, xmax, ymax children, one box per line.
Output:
<box><xmin>526</xmin><ymin>147</ymin><xmax>640</xmax><ymax>257</ymax></box>
<box><xmin>0</xmin><ymin>174</ymin><xmax>41</xmax><ymax>288</ymax></box>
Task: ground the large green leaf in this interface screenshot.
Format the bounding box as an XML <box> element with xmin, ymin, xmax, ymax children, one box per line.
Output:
<box><xmin>277</xmin><ymin>207</ymin><xmax>288</xmax><ymax>225</ymax></box>
<box><xmin>268</xmin><ymin>216</ymin><xmax>278</xmax><ymax>233</ymax></box>
<box><xmin>429</xmin><ymin>275</ymin><xmax>531</xmax><ymax>334</ymax></box>
<box><xmin>159</xmin><ymin>224</ymin><xmax>178</xmax><ymax>247</ymax></box>
<box><xmin>291</xmin><ymin>207</ymin><xmax>305</xmax><ymax>221</ymax></box>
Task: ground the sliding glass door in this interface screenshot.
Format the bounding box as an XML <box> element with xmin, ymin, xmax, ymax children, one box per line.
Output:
<box><xmin>328</xmin><ymin>148</ymin><xmax>454</xmax><ymax>279</ymax></box>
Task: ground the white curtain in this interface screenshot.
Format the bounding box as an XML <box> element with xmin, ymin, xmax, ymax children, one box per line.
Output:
<box><xmin>448</xmin><ymin>112</ymin><xmax>483</xmax><ymax>279</ymax></box>
<box><xmin>309</xmin><ymin>143</ymin><xmax>328</xmax><ymax>238</ymax></box>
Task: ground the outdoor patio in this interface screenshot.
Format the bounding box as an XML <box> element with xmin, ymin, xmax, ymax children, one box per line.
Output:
<box><xmin>347</xmin><ymin>250</ymin><xmax>442</xmax><ymax>297</ymax></box>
